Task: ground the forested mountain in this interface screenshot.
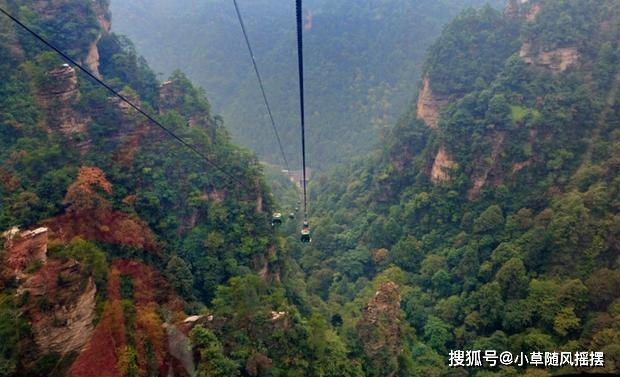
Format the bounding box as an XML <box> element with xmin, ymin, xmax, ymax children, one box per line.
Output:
<box><xmin>0</xmin><ymin>0</ymin><xmax>304</xmax><ymax>375</ymax></box>
<box><xmin>3</xmin><ymin>0</ymin><xmax>620</xmax><ymax>376</ymax></box>
<box><xmin>302</xmin><ymin>0</ymin><xmax>620</xmax><ymax>375</ymax></box>
<box><xmin>110</xmin><ymin>0</ymin><xmax>504</xmax><ymax>169</ymax></box>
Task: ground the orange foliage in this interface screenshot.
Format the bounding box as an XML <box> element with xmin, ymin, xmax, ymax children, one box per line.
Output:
<box><xmin>42</xmin><ymin>165</ymin><xmax>160</xmax><ymax>253</ymax></box>
<box><xmin>75</xmin><ymin>166</ymin><xmax>113</xmax><ymax>194</ymax></box>
<box><xmin>46</xmin><ymin>207</ymin><xmax>159</xmax><ymax>253</ymax></box>
<box><xmin>136</xmin><ymin>303</ymin><xmax>166</xmax><ymax>373</ymax></box>
<box><xmin>63</xmin><ymin>166</ymin><xmax>112</xmax><ymax>214</ymax></box>
<box><xmin>66</xmin><ymin>301</ymin><xmax>125</xmax><ymax>377</ymax></box>
<box><xmin>23</xmin><ymin>260</ymin><xmax>63</xmax><ymax>324</ymax></box>
<box><xmin>67</xmin><ymin>267</ymin><xmax>126</xmax><ymax>377</ymax></box>
<box><xmin>107</xmin><ymin>267</ymin><xmax>122</xmax><ymax>301</ymax></box>
<box><xmin>67</xmin><ymin>261</ymin><xmax>188</xmax><ymax>376</ymax></box>
<box><xmin>114</xmin><ymin>260</ymin><xmax>159</xmax><ymax>305</ymax></box>
<box><xmin>113</xmin><ymin>260</ymin><xmax>181</xmax><ymax>374</ymax></box>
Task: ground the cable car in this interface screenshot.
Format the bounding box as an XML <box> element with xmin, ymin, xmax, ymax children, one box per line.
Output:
<box><xmin>300</xmin><ymin>221</ymin><xmax>311</xmax><ymax>243</ymax></box>
<box><xmin>271</xmin><ymin>212</ymin><xmax>283</xmax><ymax>226</ymax></box>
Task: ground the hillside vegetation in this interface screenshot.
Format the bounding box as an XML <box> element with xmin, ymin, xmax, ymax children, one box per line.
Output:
<box><xmin>0</xmin><ymin>0</ymin><xmax>290</xmax><ymax>375</ymax></box>
<box><xmin>300</xmin><ymin>0</ymin><xmax>620</xmax><ymax>375</ymax></box>
<box><xmin>2</xmin><ymin>0</ymin><xmax>620</xmax><ymax>376</ymax></box>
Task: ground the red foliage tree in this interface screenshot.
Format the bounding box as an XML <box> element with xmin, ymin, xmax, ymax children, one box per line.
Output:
<box><xmin>46</xmin><ymin>166</ymin><xmax>159</xmax><ymax>252</ymax></box>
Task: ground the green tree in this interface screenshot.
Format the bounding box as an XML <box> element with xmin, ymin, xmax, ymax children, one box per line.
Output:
<box><xmin>51</xmin><ymin>238</ymin><xmax>108</xmax><ymax>286</ymax></box>
<box><xmin>585</xmin><ymin>268</ymin><xmax>620</xmax><ymax>310</ymax></box>
<box><xmin>192</xmin><ymin>325</ymin><xmax>240</xmax><ymax>377</ymax></box>
<box><xmin>553</xmin><ymin>306</ymin><xmax>580</xmax><ymax>337</ymax></box>
<box><xmin>476</xmin><ymin>282</ymin><xmax>503</xmax><ymax>328</ymax></box>
<box><xmin>165</xmin><ymin>255</ymin><xmax>195</xmax><ymax>299</ymax></box>
<box><xmin>473</xmin><ymin>205</ymin><xmax>504</xmax><ymax>234</ymax></box>
<box><xmin>424</xmin><ymin>315</ymin><xmax>452</xmax><ymax>354</ymax></box>
<box><xmin>390</xmin><ymin>235</ymin><xmax>424</xmax><ymax>272</ymax></box>
<box><xmin>494</xmin><ymin>257</ymin><xmax>528</xmax><ymax>299</ymax></box>
<box><xmin>485</xmin><ymin>94</ymin><xmax>511</xmax><ymax>127</ymax></box>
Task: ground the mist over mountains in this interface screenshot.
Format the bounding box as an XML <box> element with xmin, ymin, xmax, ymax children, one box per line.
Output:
<box><xmin>110</xmin><ymin>0</ymin><xmax>504</xmax><ymax>168</ymax></box>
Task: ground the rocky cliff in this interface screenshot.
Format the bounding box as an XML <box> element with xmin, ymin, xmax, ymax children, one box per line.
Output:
<box><xmin>416</xmin><ymin>77</ymin><xmax>449</xmax><ymax>129</ymax></box>
<box><xmin>519</xmin><ymin>42</ymin><xmax>579</xmax><ymax>73</ymax></box>
<box><xmin>357</xmin><ymin>281</ymin><xmax>403</xmax><ymax>377</ymax></box>
<box><xmin>36</xmin><ymin>64</ymin><xmax>91</xmax><ymax>147</ymax></box>
<box><xmin>430</xmin><ymin>146</ymin><xmax>457</xmax><ymax>183</ymax></box>
<box><xmin>27</xmin><ymin>271</ymin><xmax>97</xmax><ymax>356</ymax></box>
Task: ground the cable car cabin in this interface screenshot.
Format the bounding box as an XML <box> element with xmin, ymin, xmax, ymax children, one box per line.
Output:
<box><xmin>271</xmin><ymin>212</ymin><xmax>283</xmax><ymax>226</ymax></box>
<box><xmin>300</xmin><ymin>222</ymin><xmax>311</xmax><ymax>243</ymax></box>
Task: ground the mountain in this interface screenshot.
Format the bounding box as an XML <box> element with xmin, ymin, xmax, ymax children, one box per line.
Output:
<box><xmin>301</xmin><ymin>0</ymin><xmax>620</xmax><ymax>375</ymax></box>
<box><xmin>109</xmin><ymin>0</ymin><xmax>504</xmax><ymax>169</ymax></box>
<box><xmin>0</xmin><ymin>0</ymin><xmax>298</xmax><ymax>375</ymax></box>
<box><xmin>3</xmin><ymin>0</ymin><xmax>620</xmax><ymax>376</ymax></box>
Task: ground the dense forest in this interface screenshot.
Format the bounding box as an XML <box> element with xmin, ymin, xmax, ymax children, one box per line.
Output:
<box><xmin>304</xmin><ymin>0</ymin><xmax>620</xmax><ymax>375</ymax></box>
<box><xmin>110</xmin><ymin>0</ymin><xmax>503</xmax><ymax>168</ymax></box>
<box><xmin>1</xmin><ymin>0</ymin><xmax>620</xmax><ymax>376</ymax></box>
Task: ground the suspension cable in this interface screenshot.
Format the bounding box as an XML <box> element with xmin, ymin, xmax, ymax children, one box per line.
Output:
<box><xmin>0</xmin><ymin>5</ymin><xmax>248</xmax><ymax>188</ymax></box>
<box><xmin>296</xmin><ymin>0</ymin><xmax>308</xmax><ymax>218</ymax></box>
<box><xmin>232</xmin><ymin>0</ymin><xmax>290</xmax><ymax>173</ymax></box>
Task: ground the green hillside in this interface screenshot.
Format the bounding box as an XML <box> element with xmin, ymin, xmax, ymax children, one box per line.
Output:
<box><xmin>301</xmin><ymin>0</ymin><xmax>620</xmax><ymax>375</ymax></box>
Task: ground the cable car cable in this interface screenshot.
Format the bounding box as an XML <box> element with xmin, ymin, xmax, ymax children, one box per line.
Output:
<box><xmin>0</xmin><ymin>5</ymin><xmax>249</xmax><ymax>189</ymax></box>
<box><xmin>232</xmin><ymin>0</ymin><xmax>290</xmax><ymax>173</ymax></box>
<box><xmin>295</xmin><ymin>0</ymin><xmax>308</xmax><ymax>219</ymax></box>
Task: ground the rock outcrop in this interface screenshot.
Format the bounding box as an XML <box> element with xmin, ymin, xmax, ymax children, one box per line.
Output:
<box><xmin>16</xmin><ymin>258</ymin><xmax>97</xmax><ymax>355</ymax></box>
<box><xmin>3</xmin><ymin>226</ymin><xmax>48</xmax><ymax>277</ymax></box>
<box><xmin>357</xmin><ymin>281</ymin><xmax>403</xmax><ymax>377</ymax></box>
<box><xmin>36</xmin><ymin>64</ymin><xmax>91</xmax><ymax>146</ymax></box>
<box><xmin>505</xmin><ymin>0</ymin><xmax>540</xmax><ymax>21</ymax></box>
<box><xmin>511</xmin><ymin>1</ymin><xmax>579</xmax><ymax>76</ymax></box>
<box><xmin>467</xmin><ymin>131</ymin><xmax>505</xmax><ymax>200</ymax></box>
<box><xmin>32</xmin><ymin>276</ymin><xmax>97</xmax><ymax>355</ymax></box>
<box><xmin>86</xmin><ymin>0</ymin><xmax>112</xmax><ymax>78</ymax></box>
<box><xmin>416</xmin><ymin>77</ymin><xmax>449</xmax><ymax>129</ymax></box>
<box><xmin>520</xmin><ymin>42</ymin><xmax>579</xmax><ymax>73</ymax></box>
<box><xmin>431</xmin><ymin>146</ymin><xmax>457</xmax><ymax>183</ymax></box>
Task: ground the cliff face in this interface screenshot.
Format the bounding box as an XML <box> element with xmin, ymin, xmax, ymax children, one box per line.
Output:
<box><xmin>519</xmin><ymin>42</ymin><xmax>579</xmax><ymax>73</ymax></box>
<box><xmin>357</xmin><ymin>281</ymin><xmax>403</xmax><ymax>377</ymax></box>
<box><xmin>36</xmin><ymin>64</ymin><xmax>92</xmax><ymax>147</ymax></box>
<box><xmin>29</xmin><ymin>0</ymin><xmax>108</xmax><ymax>74</ymax></box>
<box><xmin>26</xmin><ymin>269</ymin><xmax>97</xmax><ymax>355</ymax></box>
<box><xmin>514</xmin><ymin>0</ymin><xmax>579</xmax><ymax>73</ymax></box>
<box><xmin>3</xmin><ymin>229</ymin><xmax>97</xmax><ymax>356</ymax></box>
<box><xmin>430</xmin><ymin>146</ymin><xmax>457</xmax><ymax>183</ymax></box>
<box><xmin>416</xmin><ymin>77</ymin><xmax>449</xmax><ymax>129</ymax></box>
<box><xmin>86</xmin><ymin>0</ymin><xmax>111</xmax><ymax>78</ymax></box>
<box><xmin>416</xmin><ymin>77</ymin><xmax>457</xmax><ymax>184</ymax></box>
<box><xmin>504</xmin><ymin>0</ymin><xmax>541</xmax><ymax>20</ymax></box>
<box><xmin>467</xmin><ymin>131</ymin><xmax>505</xmax><ymax>200</ymax></box>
